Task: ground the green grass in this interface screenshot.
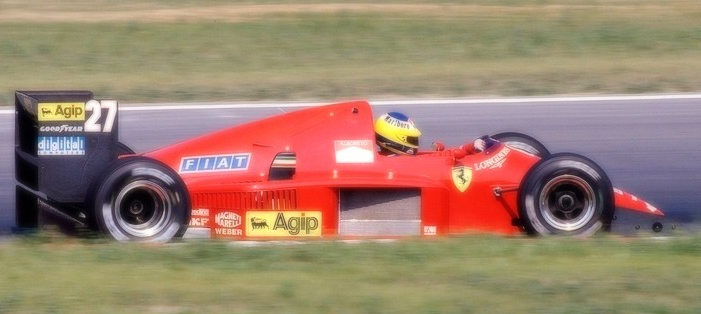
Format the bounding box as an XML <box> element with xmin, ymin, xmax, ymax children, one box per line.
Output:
<box><xmin>2</xmin><ymin>235</ymin><xmax>701</xmax><ymax>314</ymax></box>
<box><xmin>3</xmin><ymin>2</ymin><xmax>700</xmax><ymax>312</ymax></box>
<box><xmin>1</xmin><ymin>1</ymin><xmax>701</xmax><ymax>105</ymax></box>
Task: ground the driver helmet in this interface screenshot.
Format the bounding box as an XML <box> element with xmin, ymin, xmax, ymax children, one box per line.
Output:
<box><xmin>374</xmin><ymin>112</ymin><xmax>421</xmax><ymax>155</ymax></box>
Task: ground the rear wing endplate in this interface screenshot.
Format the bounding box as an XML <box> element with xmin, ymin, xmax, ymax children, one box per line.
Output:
<box><xmin>15</xmin><ymin>90</ymin><xmax>119</xmax><ymax>228</ymax></box>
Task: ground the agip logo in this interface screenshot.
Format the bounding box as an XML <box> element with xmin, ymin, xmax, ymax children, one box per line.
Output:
<box><xmin>246</xmin><ymin>211</ymin><xmax>321</xmax><ymax>237</ymax></box>
<box><xmin>38</xmin><ymin>103</ymin><xmax>85</xmax><ymax>121</ymax></box>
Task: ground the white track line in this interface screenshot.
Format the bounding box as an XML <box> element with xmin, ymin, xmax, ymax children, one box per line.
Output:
<box><xmin>2</xmin><ymin>93</ymin><xmax>701</xmax><ymax>114</ymax></box>
<box><xmin>120</xmin><ymin>93</ymin><xmax>701</xmax><ymax>111</ymax></box>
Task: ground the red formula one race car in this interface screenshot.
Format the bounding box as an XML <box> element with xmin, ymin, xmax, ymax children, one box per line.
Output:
<box><xmin>14</xmin><ymin>91</ymin><xmax>665</xmax><ymax>242</ymax></box>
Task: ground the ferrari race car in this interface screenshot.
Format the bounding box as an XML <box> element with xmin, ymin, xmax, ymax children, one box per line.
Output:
<box><xmin>14</xmin><ymin>90</ymin><xmax>666</xmax><ymax>242</ymax></box>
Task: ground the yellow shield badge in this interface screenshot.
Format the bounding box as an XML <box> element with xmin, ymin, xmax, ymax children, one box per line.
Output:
<box><xmin>452</xmin><ymin>166</ymin><xmax>473</xmax><ymax>192</ymax></box>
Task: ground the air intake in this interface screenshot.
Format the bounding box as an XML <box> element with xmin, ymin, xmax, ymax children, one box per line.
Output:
<box><xmin>193</xmin><ymin>189</ymin><xmax>297</xmax><ymax>210</ymax></box>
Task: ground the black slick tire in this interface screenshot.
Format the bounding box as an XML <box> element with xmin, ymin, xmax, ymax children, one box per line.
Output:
<box><xmin>89</xmin><ymin>156</ymin><xmax>190</xmax><ymax>242</ymax></box>
<box><xmin>492</xmin><ymin>132</ymin><xmax>550</xmax><ymax>158</ymax></box>
<box><xmin>518</xmin><ymin>153</ymin><xmax>614</xmax><ymax>236</ymax></box>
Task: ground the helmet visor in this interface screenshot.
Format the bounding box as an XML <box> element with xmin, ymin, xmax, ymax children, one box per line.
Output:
<box><xmin>406</xmin><ymin>136</ymin><xmax>419</xmax><ymax>147</ymax></box>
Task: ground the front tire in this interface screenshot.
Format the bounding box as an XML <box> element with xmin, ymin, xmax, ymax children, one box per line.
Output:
<box><xmin>89</xmin><ymin>156</ymin><xmax>190</xmax><ymax>242</ymax></box>
<box><xmin>492</xmin><ymin>132</ymin><xmax>550</xmax><ymax>158</ymax></box>
<box><xmin>518</xmin><ymin>153</ymin><xmax>614</xmax><ymax>236</ymax></box>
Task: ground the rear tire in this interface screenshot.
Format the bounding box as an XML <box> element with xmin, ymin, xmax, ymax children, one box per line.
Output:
<box><xmin>518</xmin><ymin>153</ymin><xmax>614</xmax><ymax>236</ymax></box>
<box><xmin>89</xmin><ymin>156</ymin><xmax>190</xmax><ymax>242</ymax></box>
<box><xmin>492</xmin><ymin>132</ymin><xmax>550</xmax><ymax>158</ymax></box>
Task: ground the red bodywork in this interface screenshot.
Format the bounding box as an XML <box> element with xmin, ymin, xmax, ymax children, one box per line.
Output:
<box><xmin>144</xmin><ymin>101</ymin><xmax>663</xmax><ymax>239</ymax></box>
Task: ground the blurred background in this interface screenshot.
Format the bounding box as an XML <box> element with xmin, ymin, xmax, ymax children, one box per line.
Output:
<box><xmin>1</xmin><ymin>0</ymin><xmax>700</xmax><ymax>105</ymax></box>
<box><xmin>2</xmin><ymin>2</ymin><xmax>701</xmax><ymax>313</ymax></box>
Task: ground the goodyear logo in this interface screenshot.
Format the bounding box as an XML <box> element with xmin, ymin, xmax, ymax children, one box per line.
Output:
<box><xmin>39</xmin><ymin>125</ymin><xmax>84</xmax><ymax>133</ymax></box>
<box><xmin>38</xmin><ymin>103</ymin><xmax>85</xmax><ymax>121</ymax></box>
<box><xmin>179</xmin><ymin>154</ymin><xmax>251</xmax><ymax>173</ymax></box>
<box><xmin>246</xmin><ymin>211</ymin><xmax>321</xmax><ymax>237</ymax></box>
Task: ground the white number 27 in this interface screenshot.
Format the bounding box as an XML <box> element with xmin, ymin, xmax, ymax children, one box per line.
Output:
<box><xmin>84</xmin><ymin>100</ymin><xmax>117</xmax><ymax>133</ymax></box>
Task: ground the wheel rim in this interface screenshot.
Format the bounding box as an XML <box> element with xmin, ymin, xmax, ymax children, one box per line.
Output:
<box><xmin>538</xmin><ymin>174</ymin><xmax>597</xmax><ymax>231</ymax></box>
<box><xmin>114</xmin><ymin>180</ymin><xmax>173</xmax><ymax>238</ymax></box>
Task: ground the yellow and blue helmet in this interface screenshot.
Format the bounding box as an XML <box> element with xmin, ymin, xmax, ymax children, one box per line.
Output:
<box><xmin>374</xmin><ymin>112</ymin><xmax>421</xmax><ymax>155</ymax></box>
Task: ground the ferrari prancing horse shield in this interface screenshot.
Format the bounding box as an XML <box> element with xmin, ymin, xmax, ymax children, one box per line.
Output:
<box><xmin>452</xmin><ymin>166</ymin><xmax>473</xmax><ymax>192</ymax></box>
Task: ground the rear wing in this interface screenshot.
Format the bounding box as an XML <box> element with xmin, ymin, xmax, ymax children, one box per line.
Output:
<box><xmin>15</xmin><ymin>90</ymin><xmax>119</xmax><ymax>229</ymax></box>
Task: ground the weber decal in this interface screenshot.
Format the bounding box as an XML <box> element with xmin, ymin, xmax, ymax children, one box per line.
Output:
<box><xmin>37</xmin><ymin>136</ymin><xmax>86</xmax><ymax>156</ymax></box>
<box><xmin>179</xmin><ymin>154</ymin><xmax>251</xmax><ymax>173</ymax></box>
<box><xmin>215</xmin><ymin>211</ymin><xmax>242</xmax><ymax>228</ymax></box>
<box><xmin>246</xmin><ymin>211</ymin><xmax>321</xmax><ymax>237</ymax></box>
<box><xmin>38</xmin><ymin>103</ymin><xmax>85</xmax><ymax>121</ymax></box>
<box><xmin>212</xmin><ymin>211</ymin><xmax>243</xmax><ymax>236</ymax></box>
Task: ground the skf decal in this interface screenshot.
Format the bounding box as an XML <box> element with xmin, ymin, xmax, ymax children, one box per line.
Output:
<box><xmin>189</xmin><ymin>208</ymin><xmax>210</xmax><ymax>227</ymax></box>
<box><xmin>189</xmin><ymin>217</ymin><xmax>209</xmax><ymax>227</ymax></box>
<box><xmin>334</xmin><ymin>140</ymin><xmax>374</xmax><ymax>163</ymax></box>
<box><xmin>474</xmin><ymin>147</ymin><xmax>511</xmax><ymax>171</ymax></box>
<box><xmin>452</xmin><ymin>166</ymin><xmax>473</xmax><ymax>192</ymax></box>
<box><xmin>38</xmin><ymin>103</ymin><xmax>85</xmax><ymax>121</ymax></box>
<box><xmin>246</xmin><ymin>211</ymin><xmax>321</xmax><ymax>237</ymax></box>
<box><xmin>191</xmin><ymin>208</ymin><xmax>210</xmax><ymax>216</ymax></box>
<box><xmin>179</xmin><ymin>154</ymin><xmax>251</xmax><ymax>173</ymax></box>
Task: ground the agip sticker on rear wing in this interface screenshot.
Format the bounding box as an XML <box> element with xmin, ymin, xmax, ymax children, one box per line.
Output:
<box><xmin>37</xmin><ymin>103</ymin><xmax>85</xmax><ymax>121</ymax></box>
<box><xmin>38</xmin><ymin>100</ymin><xmax>117</xmax><ymax>134</ymax></box>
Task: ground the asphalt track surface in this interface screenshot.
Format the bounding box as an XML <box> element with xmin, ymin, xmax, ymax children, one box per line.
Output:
<box><xmin>1</xmin><ymin>94</ymin><xmax>700</xmax><ymax>235</ymax></box>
